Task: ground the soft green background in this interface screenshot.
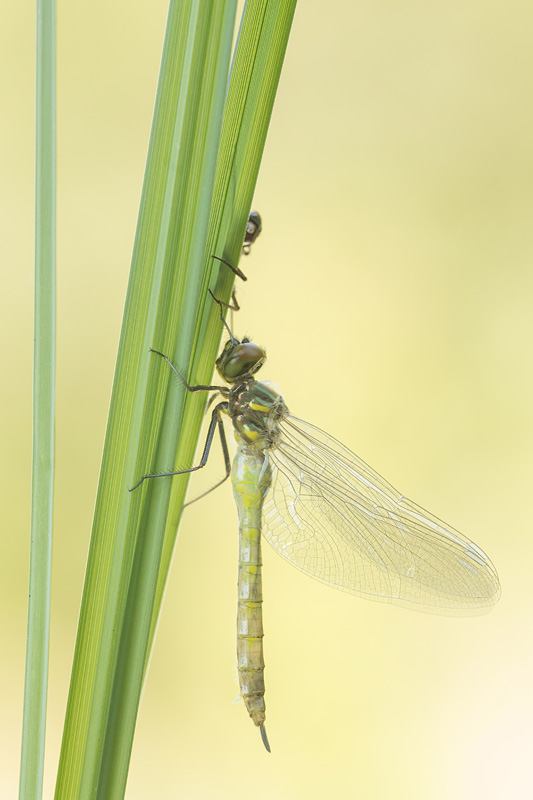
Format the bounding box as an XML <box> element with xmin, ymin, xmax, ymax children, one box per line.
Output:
<box><xmin>2</xmin><ymin>2</ymin><xmax>531</xmax><ymax>798</ymax></box>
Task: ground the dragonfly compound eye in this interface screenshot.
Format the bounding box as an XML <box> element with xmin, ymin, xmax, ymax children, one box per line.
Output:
<box><xmin>218</xmin><ymin>342</ymin><xmax>266</xmax><ymax>381</ymax></box>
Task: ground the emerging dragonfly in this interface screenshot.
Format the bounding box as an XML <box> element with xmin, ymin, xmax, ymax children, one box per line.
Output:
<box><xmin>131</xmin><ymin>290</ymin><xmax>500</xmax><ymax>753</ymax></box>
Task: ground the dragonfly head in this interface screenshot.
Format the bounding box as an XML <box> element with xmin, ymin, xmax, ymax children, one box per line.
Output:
<box><xmin>216</xmin><ymin>337</ymin><xmax>266</xmax><ymax>383</ymax></box>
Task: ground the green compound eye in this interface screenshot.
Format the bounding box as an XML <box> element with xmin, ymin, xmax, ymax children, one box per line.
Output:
<box><xmin>217</xmin><ymin>341</ymin><xmax>265</xmax><ymax>381</ymax></box>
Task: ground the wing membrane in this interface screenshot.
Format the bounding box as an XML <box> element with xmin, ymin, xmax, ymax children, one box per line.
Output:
<box><xmin>262</xmin><ymin>416</ymin><xmax>500</xmax><ymax>614</ymax></box>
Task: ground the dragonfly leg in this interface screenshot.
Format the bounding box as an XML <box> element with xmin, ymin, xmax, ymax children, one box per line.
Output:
<box><xmin>208</xmin><ymin>288</ymin><xmax>240</xmax><ymax>312</ymax></box>
<box><xmin>208</xmin><ymin>290</ymin><xmax>240</xmax><ymax>344</ymax></box>
<box><xmin>149</xmin><ymin>348</ymin><xmax>225</xmax><ymax>393</ymax></box>
<box><xmin>183</xmin><ymin>410</ymin><xmax>232</xmax><ymax>507</ymax></box>
<box><xmin>129</xmin><ymin>401</ymin><xmax>229</xmax><ymax>492</ymax></box>
<box><xmin>211</xmin><ymin>254</ymin><xmax>247</xmax><ymax>282</ymax></box>
<box><xmin>205</xmin><ymin>390</ymin><xmax>222</xmax><ymax>413</ymax></box>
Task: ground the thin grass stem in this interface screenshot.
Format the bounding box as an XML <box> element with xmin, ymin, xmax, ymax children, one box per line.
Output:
<box><xmin>19</xmin><ymin>2</ymin><xmax>56</xmax><ymax>799</ymax></box>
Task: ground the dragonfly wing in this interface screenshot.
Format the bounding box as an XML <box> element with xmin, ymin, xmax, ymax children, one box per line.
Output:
<box><xmin>262</xmin><ymin>415</ymin><xmax>500</xmax><ymax>614</ymax></box>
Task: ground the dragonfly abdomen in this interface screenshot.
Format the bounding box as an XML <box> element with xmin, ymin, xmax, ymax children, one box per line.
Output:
<box><xmin>237</xmin><ymin>563</ymin><xmax>265</xmax><ymax>726</ymax></box>
<box><xmin>232</xmin><ymin>444</ymin><xmax>272</xmax><ymax>736</ymax></box>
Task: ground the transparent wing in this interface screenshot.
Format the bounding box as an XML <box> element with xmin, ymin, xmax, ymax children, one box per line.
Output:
<box><xmin>263</xmin><ymin>416</ymin><xmax>500</xmax><ymax>615</ymax></box>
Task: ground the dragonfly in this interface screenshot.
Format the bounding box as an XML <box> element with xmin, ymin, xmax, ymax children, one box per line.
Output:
<box><xmin>131</xmin><ymin>277</ymin><xmax>500</xmax><ymax>754</ymax></box>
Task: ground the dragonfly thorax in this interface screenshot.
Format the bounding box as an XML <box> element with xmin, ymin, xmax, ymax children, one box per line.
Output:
<box><xmin>216</xmin><ymin>337</ymin><xmax>266</xmax><ymax>383</ymax></box>
<box><xmin>228</xmin><ymin>379</ymin><xmax>289</xmax><ymax>450</ymax></box>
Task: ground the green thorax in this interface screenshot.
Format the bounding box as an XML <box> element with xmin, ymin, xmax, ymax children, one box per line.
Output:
<box><xmin>228</xmin><ymin>379</ymin><xmax>288</xmax><ymax>449</ymax></box>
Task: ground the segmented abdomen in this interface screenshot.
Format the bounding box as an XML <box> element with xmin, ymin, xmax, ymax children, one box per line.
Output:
<box><xmin>231</xmin><ymin>444</ymin><xmax>272</xmax><ymax>728</ymax></box>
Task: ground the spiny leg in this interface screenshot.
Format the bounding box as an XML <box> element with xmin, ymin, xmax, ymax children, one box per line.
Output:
<box><xmin>129</xmin><ymin>401</ymin><xmax>229</xmax><ymax>492</ymax></box>
<box><xmin>182</xmin><ymin>281</ymin><xmax>247</xmax><ymax>504</ymax></box>
<box><xmin>149</xmin><ymin>348</ymin><xmax>225</xmax><ymax>393</ymax></box>
<box><xmin>183</xmin><ymin>411</ymin><xmax>232</xmax><ymax>507</ymax></box>
<box><xmin>210</xmin><ymin>245</ymin><xmax>249</xmax><ymax>328</ymax></box>
<box><xmin>211</xmin><ymin>254</ymin><xmax>247</xmax><ymax>282</ymax></box>
<box><xmin>129</xmin><ymin>348</ymin><xmax>228</xmax><ymax>491</ymax></box>
<box><xmin>210</xmin><ymin>288</ymin><xmax>240</xmax><ymax>312</ymax></box>
<box><xmin>224</xmin><ymin>288</ymin><xmax>240</xmax><ymax>332</ymax></box>
<box><xmin>208</xmin><ymin>289</ymin><xmax>239</xmax><ymax>344</ymax></box>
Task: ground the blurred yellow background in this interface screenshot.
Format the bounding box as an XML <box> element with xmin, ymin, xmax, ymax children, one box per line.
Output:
<box><xmin>1</xmin><ymin>2</ymin><xmax>532</xmax><ymax>798</ymax></box>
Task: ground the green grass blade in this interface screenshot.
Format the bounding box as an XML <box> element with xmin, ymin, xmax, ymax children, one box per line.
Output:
<box><xmin>55</xmin><ymin>1</ymin><xmax>297</xmax><ymax>796</ymax></box>
<box><xmin>19</xmin><ymin>2</ymin><xmax>56</xmax><ymax>799</ymax></box>
<box><xmin>149</xmin><ymin>0</ymin><xmax>298</xmax><ymax>661</ymax></box>
<box><xmin>54</xmin><ymin>3</ymin><xmax>238</xmax><ymax>798</ymax></box>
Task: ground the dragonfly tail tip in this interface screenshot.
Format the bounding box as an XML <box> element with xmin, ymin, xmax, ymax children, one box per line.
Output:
<box><xmin>260</xmin><ymin>724</ymin><xmax>271</xmax><ymax>753</ymax></box>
